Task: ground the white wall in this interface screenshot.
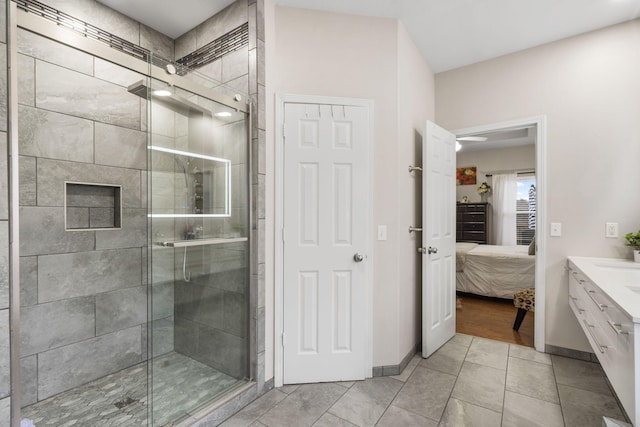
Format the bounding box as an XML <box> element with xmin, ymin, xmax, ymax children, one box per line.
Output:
<box><xmin>456</xmin><ymin>145</ymin><xmax>535</xmax><ymax>203</ymax></box>
<box><xmin>436</xmin><ymin>20</ymin><xmax>640</xmax><ymax>352</ymax></box>
<box><xmin>264</xmin><ymin>4</ymin><xmax>435</xmax><ymax>376</ymax></box>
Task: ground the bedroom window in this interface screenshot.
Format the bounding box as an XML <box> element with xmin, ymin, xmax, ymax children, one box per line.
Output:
<box><xmin>516</xmin><ymin>176</ymin><xmax>536</xmax><ymax>245</ymax></box>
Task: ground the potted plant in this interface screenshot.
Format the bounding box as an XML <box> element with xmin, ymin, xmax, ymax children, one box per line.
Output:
<box><xmin>477</xmin><ymin>182</ymin><xmax>491</xmax><ymax>202</ymax></box>
<box><xmin>624</xmin><ymin>230</ymin><xmax>640</xmax><ymax>262</ymax></box>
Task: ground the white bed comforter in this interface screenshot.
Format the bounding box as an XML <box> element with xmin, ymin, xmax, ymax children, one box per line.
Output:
<box><xmin>456</xmin><ymin>243</ymin><xmax>535</xmax><ymax>299</ymax></box>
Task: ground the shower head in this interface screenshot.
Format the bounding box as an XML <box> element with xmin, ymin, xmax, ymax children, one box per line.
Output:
<box><xmin>127</xmin><ymin>80</ymin><xmax>211</xmax><ymax>117</ymax></box>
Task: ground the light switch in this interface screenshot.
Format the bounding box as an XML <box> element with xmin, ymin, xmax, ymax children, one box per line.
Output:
<box><xmin>377</xmin><ymin>225</ymin><xmax>387</xmax><ymax>241</ymax></box>
<box><xmin>550</xmin><ymin>223</ymin><xmax>562</xmax><ymax>237</ymax></box>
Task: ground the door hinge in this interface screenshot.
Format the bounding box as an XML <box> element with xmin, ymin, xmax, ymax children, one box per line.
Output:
<box><xmin>282</xmin><ymin>123</ymin><xmax>286</xmax><ymax>141</ymax></box>
<box><xmin>281</xmin><ymin>332</ymin><xmax>286</xmax><ymax>347</ymax></box>
<box><xmin>281</xmin><ymin>228</ymin><xmax>285</xmax><ymax>242</ymax></box>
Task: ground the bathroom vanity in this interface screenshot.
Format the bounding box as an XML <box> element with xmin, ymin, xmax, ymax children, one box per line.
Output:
<box><xmin>567</xmin><ymin>257</ymin><xmax>640</xmax><ymax>425</ymax></box>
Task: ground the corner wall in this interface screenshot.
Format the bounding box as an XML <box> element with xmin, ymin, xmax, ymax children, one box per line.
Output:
<box><xmin>265</xmin><ymin>4</ymin><xmax>435</xmax><ymax>373</ymax></box>
<box><xmin>435</xmin><ymin>19</ymin><xmax>640</xmax><ymax>352</ymax></box>
<box><xmin>1</xmin><ymin>0</ymin><xmax>10</xmax><ymax>423</ymax></box>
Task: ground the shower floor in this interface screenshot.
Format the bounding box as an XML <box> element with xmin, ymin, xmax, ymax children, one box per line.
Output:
<box><xmin>22</xmin><ymin>352</ymin><xmax>243</xmax><ymax>427</ymax></box>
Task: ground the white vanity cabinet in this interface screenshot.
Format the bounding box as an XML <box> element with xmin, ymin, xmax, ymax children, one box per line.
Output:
<box><xmin>568</xmin><ymin>257</ymin><xmax>640</xmax><ymax>426</ymax></box>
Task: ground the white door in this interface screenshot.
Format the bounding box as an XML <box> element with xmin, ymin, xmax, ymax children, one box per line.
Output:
<box><xmin>422</xmin><ymin>121</ymin><xmax>457</xmax><ymax>357</ymax></box>
<box><xmin>282</xmin><ymin>102</ymin><xmax>370</xmax><ymax>383</ymax></box>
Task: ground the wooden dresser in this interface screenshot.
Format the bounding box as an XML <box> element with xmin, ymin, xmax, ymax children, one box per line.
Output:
<box><xmin>456</xmin><ymin>202</ymin><xmax>491</xmax><ymax>244</ymax></box>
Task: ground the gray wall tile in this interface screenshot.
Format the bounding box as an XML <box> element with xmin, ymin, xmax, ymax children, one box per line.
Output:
<box><xmin>222</xmin><ymin>47</ymin><xmax>249</xmax><ymax>83</ymax></box>
<box><xmin>175</xmin><ymin>28</ymin><xmax>196</xmax><ymax>60</ymax></box>
<box><xmin>20</xmin><ymin>297</ymin><xmax>95</xmax><ymax>356</ymax></box>
<box><xmin>94</xmin><ymin>57</ymin><xmax>144</xmax><ymax>88</ymax></box>
<box><xmin>20</xmin><ymin>256</ymin><xmax>38</xmax><ymax>307</ymax></box>
<box><xmin>197</xmin><ymin>323</ymin><xmax>246</xmax><ymax>378</ymax></box>
<box><xmin>0</xmin><ymin>396</ymin><xmax>8</xmax><ymax>427</ymax></box>
<box><xmin>18</xmin><ymin>155</ymin><xmax>36</xmax><ymax>206</ymax></box>
<box><xmin>0</xmin><ymin>309</ymin><xmax>9</xmax><ymax>398</ymax></box>
<box><xmin>151</xmin><ymin>280</ymin><xmax>174</xmax><ymax>321</ymax></box>
<box><xmin>37</xmin><ymin>158</ymin><xmax>141</xmax><ymax>208</ymax></box>
<box><xmin>37</xmin><ymin>326</ymin><xmax>142</xmax><ymax>400</ymax></box>
<box><xmin>20</xmin><ymin>355</ymin><xmax>37</xmax><ymax>407</ymax></box>
<box><xmin>175</xmin><ymin>281</ymin><xmax>224</xmax><ymax>329</ymax></box>
<box><xmin>196</xmin><ymin>59</ymin><xmax>223</xmax><ymax>83</ymax></box>
<box><xmin>95</xmin><ymin>122</ymin><xmax>146</xmax><ymax>170</ymax></box>
<box><xmin>0</xmin><ymin>0</ymin><xmax>5</xmax><ymax>44</ymax></box>
<box><xmin>66</xmin><ymin>183</ymin><xmax>117</xmax><ymax>208</ymax></box>
<box><xmin>19</xmin><ymin>105</ymin><xmax>94</xmax><ymax>163</ymax></box>
<box><xmin>18</xmin><ymin>54</ymin><xmax>35</xmax><ymax>107</ymax></box>
<box><xmin>174</xmin><ymin>317</ymin><xmax>198</xmax><ymax>356</ymax></box>
<box><xmin>89</xmin><ymin>207</ymin><xmax>115</xmax><ymax>228</ymax></box>
<box><xmin>0</xmin><ymin>223</ymin><xmax>7</xmax><ymax>310</ymax></box>
<box><xmin>0</xmin><ymin>48</ymin><xmax>6</xmax><ymax>133</ymax></box>
<box><xmin>66</xmin><ymin>207</ymin><xmax>89</xmax><ymax>229</ymax></box>
<box><xmin>36</xmin><ymin>61</ymin><xmax>141</xmax><ymax>130</ymax></box>
<box><xmin>96</xmin><ymin>286</ymin><xmax>146</xmax><ymax>336</ymax></box>
<box><xmin>0</xmin><ymin>134</ymin><xmax>6</xmax><ymax>218</ymax></box>
<box><xmin>38</xmin><ymin>0</ymin><xmax>140</xmax><ymax>45</ymax></box>
<box><xmin>20</xmin><ymin>207</ymin><xmax>95</xmax><ymax>257</ymax></box>
<box><xmin>17</xmin><ymin>29</ymin><xmax>94</xmax><ymax>76</ymax></box>
<box><xmin>95</xmin><ymin>209</ymin><xmax>146</xmax><ymax>250</ymax></box>
<box><xmin>38</xmin><ymin>247</ymin><xmax>142</xmax><ymax>303</ymax></box>
<box><xmin>140</xmin><ymin>24</ymin><xmax>174</xmax><ymax>61</ymax></box>
<box><xmin>195</xmin><ymin>1</ymin><xmax>247</xmax><ymax>50</ymax></box>
<box><xmin>224</xmin><ymin>291</ymin><xmax>246</xmax><ymax>338</ymax></box>
<box><xmin>152</xmin><ymin>316</ymin><xmax>174</xmax><ymax>357</ymax></box>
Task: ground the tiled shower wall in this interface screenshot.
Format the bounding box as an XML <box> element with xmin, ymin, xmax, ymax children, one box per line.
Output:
<box><xmin>1</xmin><ymin>0</ymin><xmax>10</xmax><ymax>423</ymax></box>
<box><xmin>171</xmin><ymin>0</ymin><xmax>258</xmax><ymax>382</ymax></box>
<box><xmin>16</xmin><ymin>28</ymin><xmax>157</xmax><ymax>405</ymax></box>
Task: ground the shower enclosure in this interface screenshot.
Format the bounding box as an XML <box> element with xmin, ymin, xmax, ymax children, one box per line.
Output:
<box><xmin>13</xmin><ymin>6</ymin><xmax>251</xmax><ymax>425</ymax></box>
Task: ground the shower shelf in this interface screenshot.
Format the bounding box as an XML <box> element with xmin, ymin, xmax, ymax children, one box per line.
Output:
<box><xmin>157</xmin><ymin>237</ymin><xmax>248</xmax><ymax>248</ymax></box>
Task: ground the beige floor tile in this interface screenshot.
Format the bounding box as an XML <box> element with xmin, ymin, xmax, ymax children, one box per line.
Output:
<box><xmin>506</xmin><ymin>357</ymin><xmax>559</xmax><ymax>404</ymax></box>
<box><xmin>391</xmin><ymin>354</ymin><xmax>421</xmax><ymax>382</ymax></box>
<box><xmin>552</xmin><ymin>355</ymin><xmax>611</xmax><ymax>395</ymax></box>
<box><xmin>328</xmin><ymin>377</ymin><xmax>402</xmax><ymax>426</ymax></box>
<box><xmin>465</xmin><ymin>337</ymin><xmax>509</xmax><ymax>370</ymax></box>
<box><xmin>392</xmin><ymin>367</ymin><xmax>457</xmax><ymax>421</ymax></box>
<box><xmin>420</xmin><ymin>340</ymin><xmax>468</xmax><ymax>376</ymax></box>
<box><xmin>558</xmin><ymin>384</ymin><xmax>626</xmax><ymax>427</ymax></box>
<box><xmin>502</xmin><ymin>391</ymin><xmax>564</xmax><ymax>427</ymax></box>
<box><xmin>259</xmin><ymin>383</ymin><xmax>347</xmax><ymax>427</ymax></box>
<box><xmin>312</xmin><ymin>412</ymin><xmax>357</xmax><ymax>426</ymax></box>
<box><xmin>376</xmin><ymin>405</ymin><xmax>438</xmax><ymax>427</ymax></box>
<box><xmin>451</xmin><ymin>361</ymin><xmax>506</xmax><ymax>412</ymax></box>
<box><xmin>508</xmin><ymin>344</ymin><xmax>551</xmax><ymax>365</ymax></box>
<box><xmin>438</xmin><ymin>398</ymin><xmax>502</xmax><ymax>427</ymax></box>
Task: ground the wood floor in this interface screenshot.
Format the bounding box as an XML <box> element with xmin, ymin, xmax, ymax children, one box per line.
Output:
<box><xmin>456</xmin><ymin>292</ymin><xmax>534</xmax><ymax>347</ymax></box>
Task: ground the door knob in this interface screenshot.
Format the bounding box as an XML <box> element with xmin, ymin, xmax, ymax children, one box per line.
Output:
<box><xmin>417</xmin><ymin>247</ymin><xmax>426</xmax><ymax>254</ymax></box>
<box><xmin>428</xmin><ymin>246</ymin><xmax>438</xmax><ymax>254</ymax></box>
<box><xmin>353</xmin><ymin>253</ymin><xmax>364</xmax><ymax>262</ymax></box>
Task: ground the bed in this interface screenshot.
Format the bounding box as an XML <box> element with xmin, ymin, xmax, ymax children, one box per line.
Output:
<box><xmin>456</xmin><ymin>242</ymin><xmax>535</xmax><ymax>299</ymax></box>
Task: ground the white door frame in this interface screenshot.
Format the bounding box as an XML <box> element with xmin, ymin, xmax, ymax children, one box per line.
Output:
<box><xmin>453</xmin><ymin>115</ymin><xmax>547</xmax><ymax>352</ymax></box>
<box><xmin>274</xmin><ymin>93</ymin><xmax>374</xmax><ymax>387</ymax></box>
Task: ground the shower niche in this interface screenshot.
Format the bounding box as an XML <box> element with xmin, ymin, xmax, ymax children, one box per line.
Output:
<box><xmin>64</xmin><ymin>182</ymin><xmax>122</xmax><ymax>230</ymax></box>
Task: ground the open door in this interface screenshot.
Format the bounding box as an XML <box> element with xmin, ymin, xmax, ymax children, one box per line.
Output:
<box><xmin>422</xmin><ymin>121</ymin><xmax>457</xmax><ymax>357</ymax></box>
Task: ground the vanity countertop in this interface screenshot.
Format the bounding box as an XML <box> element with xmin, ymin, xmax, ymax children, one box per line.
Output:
<box><xmin>568</xmin><ymin>256</ymin><xmax>640</xmax><ymax>323</ymax></box>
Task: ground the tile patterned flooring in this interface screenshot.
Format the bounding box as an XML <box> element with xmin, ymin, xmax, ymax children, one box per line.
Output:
<box><xmin>222</xmin><ymin>334</ymin><xmax>627</xmax><ymax>427</ymax></box>
<box><xmin>21</xmin><ymin>352</ymin><xmax>243</xmax><ymax>426</ymax></box>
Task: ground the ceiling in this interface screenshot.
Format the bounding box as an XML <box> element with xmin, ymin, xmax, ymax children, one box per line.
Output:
<box><xmin>99</xmin><ymin>0</ymin><xmax>640</xmax><ymax>73</ymax></box>
<box><xmin>457</xmin><ymin>127</ymin><xmax>535</xmax><ymax>152</ymax></box>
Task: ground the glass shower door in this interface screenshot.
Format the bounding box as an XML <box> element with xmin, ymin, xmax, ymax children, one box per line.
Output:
<box><xmin>145</xmin><ymin>75</ymin><xmax>250</xmax><ymax>426</ymax></box>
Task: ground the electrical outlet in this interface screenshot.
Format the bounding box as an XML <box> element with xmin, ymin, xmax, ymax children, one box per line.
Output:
<box><xmin>605</xmin><ymin>222</ymin><xmax>619</xmax><ymax>238</ymax></box>
<box><xmin>550</xmin><ymin>223</ymin><xmax>562</xmax><ymax>237</ymax></box>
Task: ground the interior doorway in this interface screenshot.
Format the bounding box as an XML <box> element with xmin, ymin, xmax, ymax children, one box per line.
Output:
<box><xmin>452</xmin><ymin>117</ymin><xmax>546</xmax><ymax>351</ymax></box>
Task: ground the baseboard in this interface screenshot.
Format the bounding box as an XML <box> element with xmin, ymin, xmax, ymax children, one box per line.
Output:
<box><xmin>545</xmin><ymin>344</ymin><xmax>599</xmax><ymax>362</ymax></box>
<box><xmin>372</xmin><ymin>341</ymin><xmax>420</xmax><ymax>377</ymax></box>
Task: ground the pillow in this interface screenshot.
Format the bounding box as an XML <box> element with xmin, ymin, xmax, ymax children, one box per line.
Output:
<box><xmin>528</xmin><ymin>236</ymin><xmax>536</xmax><ymax>255</ymax></box>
